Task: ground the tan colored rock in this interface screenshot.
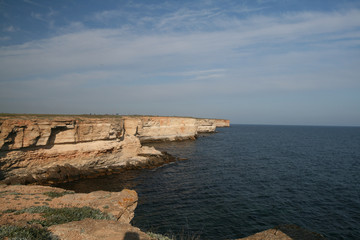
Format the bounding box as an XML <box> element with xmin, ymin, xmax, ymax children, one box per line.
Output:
<box><xmin>238</xmin><ymin>225</ymin><xmax>326</xmax><ymax>240</ymax></box>
<box><xmin>137</xmin><ymin>117</ymin><xmax>198</xmax><ymax>142</ymax></box>
<box><xmin>124</xmin><ymin>118</ymin><xmax>141</xmax><ymax>136</ymax></box>
<box><xmin>0</xmin><ymin>118</ymin><xmax>124</xmax><ymax>150</ymax></box>
<box><xmin>196</xmin><ymin>119</ymin><xmax>217</xmax><ymax>133</ymax></box>
<box><xmin>0</xmin><ymin>184</ymin><xmax>137</xmax><ymax>225</ymax></box>
<box><xmin>49</xmin><ymin>219</ymin><xmax>151</xmax><ymax>240</ymax></box>
<box><xmin>1</xmin><ymin>115</ymin><xmax>228</xmax><ymax>184</ymax></box>
<box><xmin>214</xmin><ymin>119</ymin><xmax>230</xmax><ymax>127</ymax></box>
<box><xmin>0</xmin><ymin>184</ymin><xmax>151</xmax><ymax>240</ymax></box>
<box><xmin>50</xmin><ymin>189</ymin><xmax>138</xmax><ymax>223</ymax></box>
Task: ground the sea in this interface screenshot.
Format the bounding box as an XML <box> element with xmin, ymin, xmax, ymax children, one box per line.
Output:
<box><xmin>56</xmin><ymin>124</ymin><xmax>360</xmax><ymax>239</ymax></box>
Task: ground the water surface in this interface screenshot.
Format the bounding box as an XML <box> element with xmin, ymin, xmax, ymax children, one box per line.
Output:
<box><xmin>56</xmin><ymin>125</ymin><xmax>360</xmax><ymax>239</ymax></box>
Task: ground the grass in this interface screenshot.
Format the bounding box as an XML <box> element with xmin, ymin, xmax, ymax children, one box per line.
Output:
<box><xmin>2</xmin><ymin>209</ymin><xmax>17</xmax><ymax>214</ymax></box>
<box><xmin>146</xmin><ymin>230</ymin><xmax>201</xmax><ymax>240</ymax></box>
<box><xmin>0</xmin><ymin>225</ymin><xmax>58</xmax><ymax>240</ymax></box>
<box><xmin>0</xmin><ymin>206</ymin><xmax>116</xmax><ymax>239</ymax></box>
<box><xmin>43</xmin><ymin>191</ymin><xmax>75</xmax><ymax>199</ymax></box>
<box><xmin>147</xmin><ymin>232</ymin><xmax>174</xmax><ymax>240</ymax></box>
<box><xmin>16</xmin><ymin>206</ymin><xmax>115</xmax><ymax>227</ymax></box>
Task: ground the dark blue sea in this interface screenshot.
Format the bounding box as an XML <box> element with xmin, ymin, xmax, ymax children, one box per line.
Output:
<box><xmin>56</xmin><ymin>125</ymin><xmax>360</xmax><ymax>239</ymax></box>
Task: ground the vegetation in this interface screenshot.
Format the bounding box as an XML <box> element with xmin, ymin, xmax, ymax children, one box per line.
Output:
<box><xmin>43</xmin><ymin>191</ymin><xmax>75</xmax><ymax>199</ymax></box>
<box><xmin>0</xmin><ymin>225</ymin><xmax>58</xmax><ymax>240</ymax></box>
<box><xmin>16</xmin><ymin>206</ymin><xmax>115</xmax><ymax>227</ymax></box>
<box><xmin>0</xmin><ymin>205</ymin><xmax>117</xmax><ymax>239</ymax></box>
<box><xmin>147</xmin><ymin>232</ymin><xmax>174</xmax><ymax>240</ymax></box>
<box><xmin>146</xmin><ymin>231</ymin><xmax>201</xmax><ymax>240</ymax></box>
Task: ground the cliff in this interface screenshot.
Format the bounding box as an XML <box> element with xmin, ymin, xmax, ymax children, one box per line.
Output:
<box><xmin>0</xmin><ymin>115</ymin><xmax>229</xmax><ymax>184</ymax></box>
<box><xmin>214</xmin><ymin>119</ymin><xmax>230</xmax><ymax>127</ymax></box>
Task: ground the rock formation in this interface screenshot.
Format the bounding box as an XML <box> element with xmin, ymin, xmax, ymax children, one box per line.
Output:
<box><xmin>0</xmin><ymin>184</ymin><xmax>152</xmax><ymax>240</ymax></box>
<box><xmin>238</xmin><ymin>224</ymin><xmax>326</xmax><ymax>240</ymax></box>
<box><xmin>0</xmin><ymin>115</ymin><xmax>229</xmax><ymax>184</ymax></box>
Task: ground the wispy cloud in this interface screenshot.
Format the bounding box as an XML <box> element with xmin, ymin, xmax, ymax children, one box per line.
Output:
<box><xmin>23</xmin><ymin>0</ymin><xmax>46</xmax><ymax>8</ymax></box>
<box><xmin>1</xmin><ymin>2</ymin><xmax>360</xmax><ymax>123</ymax></box>
<box><xmin>3</xmin><ymin>25</ymin><xmax>17</xmax><ymax>32</ymax></box>
<box><xmin>0</xmin><ymin>36</ymin><xmax>11</xmax><ymax>41</ymax></box>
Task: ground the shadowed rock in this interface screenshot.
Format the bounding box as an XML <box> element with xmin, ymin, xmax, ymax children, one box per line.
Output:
<box><xmin>238</xmin><ymin>224</ymin><xmax>326</xmax><ymax>240</ymax></box>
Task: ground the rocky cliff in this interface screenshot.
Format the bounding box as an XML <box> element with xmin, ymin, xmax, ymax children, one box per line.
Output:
<box><xmin>0</xmin><ymin>115</ymin><xmax>229</xmax><ymax>184</ymax></box>
<box><xmin>214</xmin><ymin>119</ymin><xmax>230</xmax><ymax>127</ymax></box>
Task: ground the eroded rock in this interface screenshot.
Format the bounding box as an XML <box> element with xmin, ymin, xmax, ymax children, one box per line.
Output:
<box><xmin>48</xmin><ymin>219</ymin><xmax>151</xmax><ymax>240</ymax></box>
<box><xmin>0</xmin><ymin>115</ymin><xmax>228</xmax><ymax>184</ymax></box>
<box><xmin>238</xmin><ymin>225</ymin><xmax>326</xmax><ymax>240</ymax></box>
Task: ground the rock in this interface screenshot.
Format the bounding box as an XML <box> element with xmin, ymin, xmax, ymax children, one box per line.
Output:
<box><xmin>0</xmin><ymin>115</ymin><xmax>229</xmax><ymax>184</ymax></box>
<box><xmin>238</xmin><ymin>225</ymin><xmax>326</xmax><ymax>240</ymax></box>
<box><xmin>196</xmin><ymin>119</ymin><xmax>217</xmax><ymax>133</ymax></box>
<box><xmin>0</xmin><ymin>184</ymin><xmax>151</xmax><ymax>240</ymax></box>
<box><xmin>0</xmin><ymin>185</ymin><xmax>137</xmax><ymax>224</ymax></box>
<box><xmin>136</xmin><ymin>117</ymin><xmax>198</xmax><ymax>142</ymax></box>
<box><xmin>214</xmin><ymin>119</ymin><xmax>230</xmax><ymax>127</ymax></box>
<box><xmin>50</xmin><ymin>189</ymin><xmax>138</xmax><ymax>223</ymax></box>
<box><xmin>48</xmin><ymin>219</ymin><xmax>151</xmax><ymax>240</ymax></box>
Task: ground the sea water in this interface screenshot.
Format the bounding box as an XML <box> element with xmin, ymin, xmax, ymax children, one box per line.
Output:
<box><xmin>56</xmin><ymin>125</ymin><xmax>360</xmax><ymax>239</ymax></box>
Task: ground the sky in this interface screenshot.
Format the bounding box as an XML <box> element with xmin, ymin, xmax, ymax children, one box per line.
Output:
<box><xmin>1</xmin><ymin>0</ymin><xmax>360</xmax><ymax>126</ymax></box>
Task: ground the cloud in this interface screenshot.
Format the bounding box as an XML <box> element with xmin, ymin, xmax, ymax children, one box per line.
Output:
<box><xmin>3</xmin><ymin>25</ymin><xmax>17</xmax><ymax>32</ymax></box>
<box><xmin>23</xmin><ymin>0</ymin><xmax>46</xmax><ymax>8</ymax></box>
<box><xmin>1</xmin><ymin>6</ymin><xmax>360</xmax><ymax>120</ymax></box>
<box><xmin>0</xmin><ymin>36</ymin><xmax>11</xmax><ymax>41</ymax></box>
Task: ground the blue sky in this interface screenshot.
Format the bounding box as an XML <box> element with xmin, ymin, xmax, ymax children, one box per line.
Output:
<box><xmin>1</xmin><ymin>0</ymin><xmax>360</xmax><ymax>126</ymax></box>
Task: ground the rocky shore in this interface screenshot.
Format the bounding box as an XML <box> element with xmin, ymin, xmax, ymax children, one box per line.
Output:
<box><xmin>0</xmin><ymin>184</ymin><xmax>325</xmax><ymax>240</ymax></box>
<box><xmin>0</xmin><ymin>115</ymin><xmax>325</xmax><ymax>239</ymax></box>
<box><xmin>0</xmin><ymin>115</ymin><xmax>229</xmax><ymax>185</ymax></box>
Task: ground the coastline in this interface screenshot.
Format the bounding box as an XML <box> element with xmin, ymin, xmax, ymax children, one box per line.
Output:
<box><xmin>0</xmin><ymin>115</ymin><xmax>325</xmax><ymax>239</ymax></box>
<box><xmin>0</xmin><ymin>115</ymin><xmax>229</xmax><ymax>185</ymax></box>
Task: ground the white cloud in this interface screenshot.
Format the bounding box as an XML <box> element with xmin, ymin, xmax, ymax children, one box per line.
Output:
<box><xmin>1</xmin><ymin>8</ymin><xmax>360</xmax><ymax>118</ymax></box>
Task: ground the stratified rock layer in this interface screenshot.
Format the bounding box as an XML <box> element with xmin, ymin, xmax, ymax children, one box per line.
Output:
<box><xmin>0</xmin><ymin>115</ymin><xmax>229</xmax><ymax>184</ymax></box>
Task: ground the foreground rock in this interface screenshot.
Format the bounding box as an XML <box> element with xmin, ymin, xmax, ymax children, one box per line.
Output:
<box><xmin>49</xmin><ymin>219</ymin><xmax>151</xmax><ymax>240</ymax></box>
<box><xmin>238</xmin><ymin>225</ymin><xmax>326</xmax><ymax>240</ymax></box>
<box><xmin>0</xmin><ymin>115</ymin><xmax>229</xmax><ymax>184</ymax></box>
<box><xmin>0</xmin><ymin>185</ymin><xmax>325</xmax><ymax>240</ymax></box>
<box><xmin>0</xmin><ymin>185</ymin><xmax>137</xmax><ymax>225</ymax></box>
<box><xmin>0</xmin><ymin>184</ymin><xmax>152</xmax><ymax>240</ymax></box>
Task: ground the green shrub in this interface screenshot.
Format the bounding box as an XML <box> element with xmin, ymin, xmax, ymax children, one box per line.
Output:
<box><xmin>147</xmin><ymin>232</ymin><xmax>174</xmax><ymax>240</ymax></box>
<box><xmin>0</xmin><ymin>206</ymin><xmax>115</xmax><ymax>239</ymax></box>
<box><xmin>43</xmin><ymin>191</ymin><xmax>75</xmax><ymax>199</ymax></box>
<box><xmin>2</xmin><ymin>209</ymin><xmax>17</xmax><ymax>213</ymax></box>
<box><xmin>18</xmin><ymin>206</ymin><xmax>114</xmax><ymax>227</ymax></box>
<box><xmin>0</xmin><ymin>225</ymin><xmax>58</xmax><ymax>240</ymax></box>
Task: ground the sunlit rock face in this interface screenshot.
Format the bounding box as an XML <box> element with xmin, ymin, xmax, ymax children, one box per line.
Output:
<box><xmin>0</xmin><ymin>115</ymin><xmax>229</xmax><ymax>184</ymax></box>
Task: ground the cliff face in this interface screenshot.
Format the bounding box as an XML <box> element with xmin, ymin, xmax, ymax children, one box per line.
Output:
<box><xmin>0</xmin><ymin>115</ymin><xmax>229</xmax><ymax>184</ymax></box>
<box><xmin>214</xmin><ymin>119</ymin><xmax>230</xmax><ymax>127</ymax></box>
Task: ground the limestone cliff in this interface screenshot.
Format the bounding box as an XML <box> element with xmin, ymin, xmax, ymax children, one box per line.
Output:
<box><xmin>214</xmin><ymin>119</ymin><xmax>230</xmax><ymax>127</ymax></box>
<box><xmin>0</xmin><ymin>115</ymin><xmax>229</xmax><ymax>184</ymax></box>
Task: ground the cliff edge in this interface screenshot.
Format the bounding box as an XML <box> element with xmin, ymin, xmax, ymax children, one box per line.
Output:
<box><xmin>0</xmin><ymin>115</ymin><xmax>229</xmax><ymax>184</ymax></box>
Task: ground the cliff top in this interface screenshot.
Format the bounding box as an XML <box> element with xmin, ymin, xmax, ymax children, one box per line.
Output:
<box><xmin>0</xmin><ymin>113</ymin><xmax>229</xmax><ymax>121</ymax></box>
